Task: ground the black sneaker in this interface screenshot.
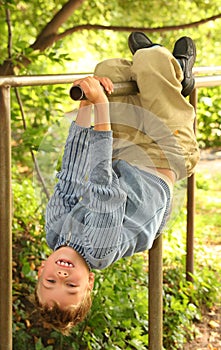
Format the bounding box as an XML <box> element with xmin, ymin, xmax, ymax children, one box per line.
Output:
<box><xmin>172</xmin><ymin>36</ymin><xmax>196</xmax><ymax>97</ymax></box>
<box><xmin>128</xmin><ymin>32</ymin><xmax>157</xmax><ymax>54</ymax></box>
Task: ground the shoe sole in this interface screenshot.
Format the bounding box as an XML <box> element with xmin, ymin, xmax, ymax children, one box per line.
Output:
<box><xmin>173</xmin><ymin>37</ymin><xmax>196</xmax><ymax>72</ymax></box>
<box><xmin>128</xmin><ymin>32</ymin><xmax>153</xmax><ymax>54</ymax></box>
<box><xmin>173</xmin><ymin>37</ymin><xmax>196</xmax><ymax>96</ymax></box>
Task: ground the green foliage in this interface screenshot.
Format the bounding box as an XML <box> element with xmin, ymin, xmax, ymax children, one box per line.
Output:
<box><xmin>195</xmin><ymin>172</ymin><xmax>221</xmax><ymax>248</ymax></box>
<box><xmin>11</xmin><ymin>83</ymin><xmax>68</xmax><ymax>172</ymax></box>
<box><xmin>84</xmin><ymin>257</ymin><xmax>148</xmax><ymax>349</ymax></box>
<box><xmin>197</xmin><ymin>86</ymin><xmax>221</xmax><ymax>148</ymax></box>
<box><xmin>162</xmin><ymin>261</ymin><xmax>220</xmax><ymax>349</ymax></box>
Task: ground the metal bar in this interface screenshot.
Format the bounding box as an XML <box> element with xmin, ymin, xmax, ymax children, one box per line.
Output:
<box><xmin>193</xmin><ymin>66</ymin><xmax>221</xmax><ymax>74</ymax></box>
<box><xmin>0</xmin><ymin>86</ymin><xmax>12</xmax><ymax>350</ymax></box>
<box><xmin>0</xmin><ymin>75</ymin><xmax>140</xmax><ymax>98</ymax></box>
<box><xmin>186</xmin><ymin>88</ymin><xmax>198</xmax><ymax>282</ymax></box>
<box><xmin>70</xmin><ymin>81</ymin><xmax>139</xmax><ymax>100</ymax></box>
<box><xmin>186</xmin><ymin>174</ymin><xmax>195</xmax><ymax>282</ymax></box>
<box><xmin>195</xmin><ymin>75</ymin><xmax>221</xmax><ymax>88</ymax></box>
<box><xmin>0</xmin><ymin>73</ymin><xmax>92</xmax><ymax>87</ymax></box>
<box><xmin>148</xmin><ymin>235</ymin><xmax>163</xmax><ymax>350</ymax></box>
<box><xmin>0</xmin><ymin>73</ymin><xmax>221</xmax><ymax>88</ymax></box>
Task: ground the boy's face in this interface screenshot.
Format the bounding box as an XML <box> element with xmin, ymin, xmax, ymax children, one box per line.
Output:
<box><xmin>37</xmin><ymin>246</ymin><xmax>94</xmax><ymax>309</ymax></box>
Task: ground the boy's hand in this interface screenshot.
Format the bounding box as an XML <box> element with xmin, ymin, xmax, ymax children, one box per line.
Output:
<box><xmin>72</xmin><ymin>76</ymin><xmax>113</xmax><ymax>104</ymax></box>
<box><xmin>94</xmin><ymin>76</ymin><xmax>114</xmax><ymax>96</ymax></box>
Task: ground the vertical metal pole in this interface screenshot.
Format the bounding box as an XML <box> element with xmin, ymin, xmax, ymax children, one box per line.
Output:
<box><xmin>148</xmin><ymin>235</ymin><xmax>163</xmax><ymax>350</ymax></box>
<box><xmin>186</xmin><ymin>173</ymin><xmax>195</xmax><ymax>281</ymax></box>
<box><xmin>186</xmin><ymin>88</ymin><xmax>198</xmax><ymax>282</ymax></box>
<box><xmin>0</xmin><ymin>86</ymin><xmax>12</xmax><ymax>350</ymax></box>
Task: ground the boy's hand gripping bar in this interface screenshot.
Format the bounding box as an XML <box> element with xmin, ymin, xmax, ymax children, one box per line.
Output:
<box><xmin>69</xmin><ymin>81</ymin><xmax>139</xmax><ymax>101</ymax></box>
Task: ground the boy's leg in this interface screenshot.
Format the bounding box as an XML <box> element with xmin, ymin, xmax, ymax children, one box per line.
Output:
<box><xmin>95</xmin><ymin>58</ymin><xmax>139</xmax><ymax>106</ymax></box>
<box><xmin>131</xmin><ymin>46</ymin><xmax>200</xmax><ymax>179</ymax></box>
<box><xmin>95</xmin><ymin>46</ymin><xmax>200</xmax><ymax>180</ymax></box>
<box><xmin>94</xmin><ymin>58</ymin><xmax>151</xmax><ymax>170</ymax></box>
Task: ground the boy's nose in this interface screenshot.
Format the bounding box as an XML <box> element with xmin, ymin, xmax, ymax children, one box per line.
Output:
<box><xmin>57</xmin><ymin>270</ymin><xmax>69</xmax><ymax>278</ymax></box>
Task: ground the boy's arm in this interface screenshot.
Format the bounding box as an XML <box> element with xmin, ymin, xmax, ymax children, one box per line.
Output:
<box><xmin>78</xmin><ymin>128</ymin><xmax>127</xmax><ymax>268</ymax></box>
<box><xmin>46</xmin><ymin>76</ymin><xmax>121</xmax><ymax>250</ymax></box>
<box><xmin>75</xmin><ymin>99</ymin><xmax>92</xmax><ymax>128</ymax></box>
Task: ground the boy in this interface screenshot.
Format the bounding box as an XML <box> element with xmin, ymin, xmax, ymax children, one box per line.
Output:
<box><xmin>35</xmin><ymin>33</ymin><xmax>200</xmax><ymax>334</ymax></box>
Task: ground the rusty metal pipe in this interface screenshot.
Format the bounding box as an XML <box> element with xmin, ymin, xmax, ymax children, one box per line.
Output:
<box><xmin>186</xmin><ymin>88</ymin><xmax>198</xmax><ymax>281</ymax></box>
<box><xmin>148</xmin><ymin>235</ymin><xmax>163</xmax><ymax>350</ymax></box>
<box><xmin>0</xmin><ymin>86</ymin><xmax>12</xmax><ymax>350</ymax></box>
<box><xmin>69</xmin><ymin>81</ymin><xmax>139</xmax><ymax>100</ymax></box>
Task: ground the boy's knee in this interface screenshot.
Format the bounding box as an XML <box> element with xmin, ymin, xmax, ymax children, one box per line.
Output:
<box><xmin>133</xmin><ymin>46</ymin><xmax>171</xmax><ymax>65</ymax></box>
<box><xmin>132</xmin><ymin>46</ymin><xmax>183</xmax><ymax>83</ymax></box>
<box><xmin>95</xmin><ymin>58</ymin><xmax>132</xmax><ymax>82</ymax></box>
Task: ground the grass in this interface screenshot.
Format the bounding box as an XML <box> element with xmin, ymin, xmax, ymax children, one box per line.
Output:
<box><xmin>195</xmin><ymin>173</ymin><xmax>221</xmax><ymax>245</ymax></box>
<box><xmin>162</xmin><ymin>170</ymin><xmax>221</xmax><ymax>349</ymax></box>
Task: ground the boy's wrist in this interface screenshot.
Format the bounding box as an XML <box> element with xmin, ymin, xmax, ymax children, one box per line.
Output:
<box><xmin>93</xmin><ymin>95</ymin><xmax>109</xmax><ymax>104</ymax></box>
<box><xmin>80</xmin><ymin>100</ymin><xmax>92</xmax><ymax>108</ymax></box>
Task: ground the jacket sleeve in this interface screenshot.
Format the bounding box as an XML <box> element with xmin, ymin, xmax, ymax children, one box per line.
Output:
<box><xmin>79</xmin><ymin>129</ymin><xmax>127</xmax><ymax>267</ymax></box>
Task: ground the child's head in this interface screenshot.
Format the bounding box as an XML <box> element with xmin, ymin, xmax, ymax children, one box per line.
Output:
<box><xmin>35</xmin><ymin>246</ymin><xmax>94</xmax><ymax>334</ymax></box>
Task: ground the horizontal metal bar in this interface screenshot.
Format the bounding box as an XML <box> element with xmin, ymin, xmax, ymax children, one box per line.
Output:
<box><xmin>195</xmin><ymin>75</ymin><xmax>221</xmax><ymax>88</ymax></box>
<box><xmin>193</xmin><ymin>66</ymin><xmax>221</xmax><ymax>74</ymax></box>
<box><xmin>69</xmin><ymin>81</ymin><xmax>139</xmax><ymax>100</ymax></box>
<box><xmin>0</xmin><ymin>73</ymin><xmax>92</xmax><ymax>87</ymax></box>
<box><xmin>0</xmin><ymin>69</ymin><xmax>221</xmax><ymax>90</ymax></box>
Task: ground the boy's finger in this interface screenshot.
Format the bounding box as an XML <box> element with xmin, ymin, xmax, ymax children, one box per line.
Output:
<box><xmin>72</xmin><ymin>79</ymin><xmax>82</xmax><ymax>86</ymax></box>
<box><xmin>96</xmin><ymin>77</ymin><xmax>114</xmax><ymax>94</ymax></box>
<box><xmin>73</xmin><ymin>76</ymin><xmax>93</xmax><ymax>87</ymax></box>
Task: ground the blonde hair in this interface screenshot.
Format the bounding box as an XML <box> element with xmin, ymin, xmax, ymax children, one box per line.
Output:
<box><xmin>33</xmin><ymin>285</ymin><xmax>92</xmax><ymax>335</ymax></box>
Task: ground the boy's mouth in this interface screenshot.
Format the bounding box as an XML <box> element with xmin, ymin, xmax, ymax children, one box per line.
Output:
<box><xmin>56</xmin><ymin>259</ymin><xmax>74</xmax><ymax>268</ymax></box>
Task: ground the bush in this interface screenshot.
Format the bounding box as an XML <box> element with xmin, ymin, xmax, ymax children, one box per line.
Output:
<box><xmin>197</xmin><ymin>86</ymin><xmax>221</xmax><ymax>149</ymax></box>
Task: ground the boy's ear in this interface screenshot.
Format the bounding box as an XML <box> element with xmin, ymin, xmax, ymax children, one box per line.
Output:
<box><xmin>88</xmin><ymin>272</ymin><xmax>95</xmax><ymax>291</ymax></box>
<box><xmin>37</xmin><ymin>261</ymin><xmax>45</xmax><ymax>278</ymax></box>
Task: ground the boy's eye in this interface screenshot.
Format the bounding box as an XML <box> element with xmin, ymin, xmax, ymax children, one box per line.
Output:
<box><xmin>66</xmin><ymin>283</ymin><xmax>76</xmax><ymax>288</ymax></box>
<box><xmin>46</xmin><ymin>279</ymin><xmax>56</xmax><ymax>284</ymax></box>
